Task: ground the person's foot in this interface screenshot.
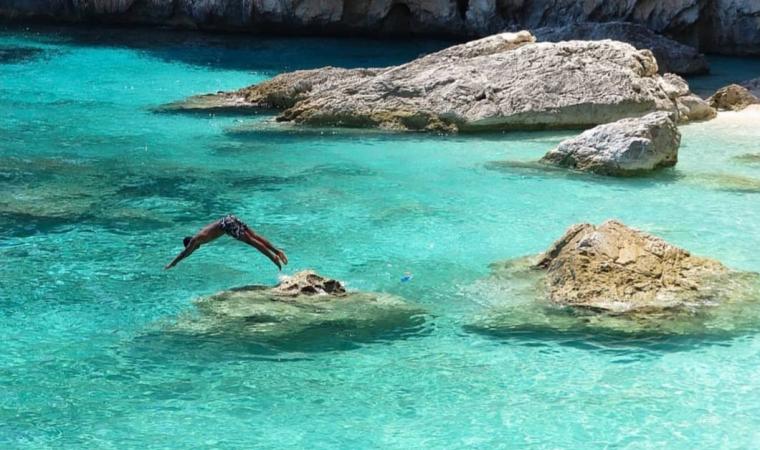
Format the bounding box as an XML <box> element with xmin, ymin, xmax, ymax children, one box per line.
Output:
<box><xmin>277</xmin><ymin>250</ymin><xmax>288</xmax><ymax>265</ymax></box>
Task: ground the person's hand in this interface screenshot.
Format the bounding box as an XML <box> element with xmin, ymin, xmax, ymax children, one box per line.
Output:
<box><xmin>164</xmin><ymin>263</ymin><xmax>173</xmax><ymax>270</ymax></box>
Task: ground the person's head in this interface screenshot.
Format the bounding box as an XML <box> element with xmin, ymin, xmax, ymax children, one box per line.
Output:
<box><xmin>183</xmin><ymin>236</ymin><xmax>193</xmax><ymax>248</ymax></box>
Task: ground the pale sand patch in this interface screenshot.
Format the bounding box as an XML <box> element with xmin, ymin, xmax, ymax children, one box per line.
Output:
<box><xmin>704</xmin><ymin>104</ymin><xmax>760</xmax><ymax>127</ymax></box>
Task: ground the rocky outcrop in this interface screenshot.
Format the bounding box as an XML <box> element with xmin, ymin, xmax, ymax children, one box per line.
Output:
<box><xmin>466</xmin><ymin>221</ymin><xmax>760</xmax><ymax>336</ymax></box>
<box><xmin>708</xmin><ymin>84</ymin><xmax>760</xmax><ymax>111</ymax></box>
<box><xmin>162</xmin><ymin>32</ymin><xmax>709</xmax><ymax>133</ymax></box>
<box><xmin>534</xmin><ymin>22</ymin><xmax>709</xmax><ymax>75</ymax></box>
<box><xmin>2</xmin><ymin>0</ymin><xmax>759</xmax><ymax>56</ymax></box>
<box><xmin>534</xmin><ymin>221</ymin><xmax>732</xmax><ymax>312</ymax></box>
<box><xmin>540</xmin><ymin>112</ymin><xmax>681</xmax><ymax>175</ymax></box>
<box><xmin>169</xmin><ymin>270</ymin><xmax>425</xmax><ymax>339</ymax></box>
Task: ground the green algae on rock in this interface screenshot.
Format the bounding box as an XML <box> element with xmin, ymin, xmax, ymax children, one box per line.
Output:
<box><xmin>169</xmin><ymin>271</ymin><xmax>426</xmax><ymax>340</ymax></box>
<box><xmin>467</xmin><ymin>221</ymin><xmax>760</xmax><ymax>336</ymax></box>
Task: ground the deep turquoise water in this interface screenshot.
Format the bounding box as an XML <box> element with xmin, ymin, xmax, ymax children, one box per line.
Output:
<box><xmin>2</xmin><ymin>26</ymin><xmax>760</xmax><ymax>449</ymax></box>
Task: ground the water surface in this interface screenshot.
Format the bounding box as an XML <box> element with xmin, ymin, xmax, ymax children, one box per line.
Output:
<box><xmin>2</xmin><ymin>26</ymin><xmax>760</xmax><ymax>449</ymax></box>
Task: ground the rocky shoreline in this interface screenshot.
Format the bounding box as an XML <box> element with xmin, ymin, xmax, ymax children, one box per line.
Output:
<box><xmin>2</xmin><ymin>0</ymin><xmax>760</xmax><ymax>56</ymax></box>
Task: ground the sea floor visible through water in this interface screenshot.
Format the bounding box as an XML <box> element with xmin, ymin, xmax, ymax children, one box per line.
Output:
<box><xmin>2</xmin><ymin>25</ymin><xmax>760</xmax><ymax>449</ymax></box>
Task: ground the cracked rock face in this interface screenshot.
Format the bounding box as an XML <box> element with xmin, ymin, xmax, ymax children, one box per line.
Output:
<box><xmin>162</xmin><ymin>32</ymin><xmax>709</xmax><ymax>133</ymax></box>
<box><xmin>534</xmin><ymin>21</ymin><xmax>709</xmax><ymax>75</ymax></box>
<box><xmin>466</xmin><ymin>221</ymin><xmax>760</xmax><ymax>336</ymax></box>
<box><xmin>540</xmin><ymin>112</ymin><xmax>681</xmax><ymax>175</ymax></box>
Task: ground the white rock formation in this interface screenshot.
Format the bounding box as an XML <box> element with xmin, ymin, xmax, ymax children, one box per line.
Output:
<box><xmin>162</xmin><ymin>32</ymin><xmax>712</xmax><ymax>132</ymax></box>
<box><xmin>540</xmin><ymin>112</ymin><xmax>680</xmax><ymax>175</ymax></box>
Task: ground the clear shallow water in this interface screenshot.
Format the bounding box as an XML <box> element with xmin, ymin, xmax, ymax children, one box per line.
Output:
<box><xmin>2</xmin><ymin>26</ymin><xmax>760</xmax><ymax>449</ymax></box>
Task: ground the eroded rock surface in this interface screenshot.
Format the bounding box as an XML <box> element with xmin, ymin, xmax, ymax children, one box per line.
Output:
<box><xmin>535</xmin><ymin>22</ymin><xmax>709</xmax><ymax>75</ymax></box>
<box><xmin>170</xmin><ymin>270</ymin><xmax>425</xmax><ymax>339</ymax></box>
<box><xmin>467</xmin><ymin>221</ymin><xmax>760</xmax><ymax>336</ymax></box>
<box><xmin>163</xmin><ymin>32</ymin><xmax>708</xmax><ymax>132</ymax></box>
<box><xmin>708</xmin><ymin>84</ymin><xmax>760</xmax><ymax>111</ymax></box>
<box><xmin>535</xmin><ymin>221</ymin><xmax>730</xmax><ymax>312</ymax></box>
<box><xmin>540</xmin><ymin>112</ymin><xmax>681</xmax><ymax>175</ymax></box>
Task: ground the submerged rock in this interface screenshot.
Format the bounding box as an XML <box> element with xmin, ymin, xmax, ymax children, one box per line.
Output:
<box><xmin>691</xmin><ymin>173</ymin><xmax>760</xmax><ymax>194</ymax></box>
<box><xmin>534</xmin><ymin>22</ymin><xmax>709</xmax><ymax>75</ymax></box>
<box><xmin>0</xmin><ymin>46</ymin><xmax>45</xmax><ymax>64</ymax></box>
<box><xmin>540</xmin><ymin>112</ymin><xmax>680</xmax><ymax>175</ymax></box>
<box><xmin>732</xmin><ymin>153</ymin><xmax>760</xmax><ymax>166</ymax></box>
<box><xmin>742</xmin><ymin>78</ymin><xmax>760</xmax><ymax>97</ymax></box>
<box><xmin>162</xmin><ymin>31</ymin><xmax>706</xmax><ymax>132</ymax></box>
<box><xmin>467</xmin><ymin>221</ymin><xmax>760</xmax><ymax>336</ymax></box>
<box><xmin>708</xmin><ymin>84</ymin><xmax>760</xmax><ymax>111</ymax></box>
<box><xmin>170</xmin><ymin>271</ymin><xmax>425</xmax><ymax>340</ymax></box>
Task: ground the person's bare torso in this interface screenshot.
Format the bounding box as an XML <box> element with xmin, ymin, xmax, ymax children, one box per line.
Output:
<box><xmin>195</xmin><ymin>220</ymin><xmax>225</xmax><ymax>245</ymax></box>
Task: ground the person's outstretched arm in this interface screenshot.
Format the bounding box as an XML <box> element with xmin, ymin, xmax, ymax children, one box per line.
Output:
<box><xmin>165</xmin><ymin>245</ymin><xmax>197</xmax><ymax>269</ymax></box>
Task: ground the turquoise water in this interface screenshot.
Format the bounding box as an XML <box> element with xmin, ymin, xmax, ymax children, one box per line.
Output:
<box><xmin>2</xmin><ymin>26</ymin><xmax>760</xmax><ymax>449</ymax></box>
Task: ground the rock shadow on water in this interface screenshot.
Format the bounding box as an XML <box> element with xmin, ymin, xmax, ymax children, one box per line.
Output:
<box><xmin>485</xmin><ymin>159</ymin><xmax>760</xmax><ymax>194</ymax></box>
<box><xmin>23</xmin><ymin>24</ymin><xmax>448</xmax><ymax>73</ymax></box>
<box><xmin>159</xmin><ymin>271</ymin><xmax>430</xmax><ymax>353</ymax></box>
<box><xmin>0</xmin><ymin>46</ymin><xmax>47</xmax><ymax>64</ymax></box>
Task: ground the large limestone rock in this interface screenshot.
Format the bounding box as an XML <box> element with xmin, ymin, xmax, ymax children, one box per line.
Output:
<box><xmin>535</xmin><ymin>22</ymin><xmax>709</xmax><ymax>75</ymax></box>
<box><xmin>466</xmin><ymin>221</ymin><xmax>760</xmax><ymax>336</ymax></box>
<box><xmin>540</xmin><ymin>112</ymin><xmax>681</xmax><ymax>175</ymax></box>
<box><xmin>169</xmin><ymin>271</ymin><xmax>425</xmax><ymax>340</ymax></box>
<box><xmin>163</xmin><ymin>32</ymin><xmax>709</xmax><ymax>133</ymax></box>
<box><xmin>708</xmin><ymin>84</ymin><xmax>760</xmax><ymax>111</ymax></box>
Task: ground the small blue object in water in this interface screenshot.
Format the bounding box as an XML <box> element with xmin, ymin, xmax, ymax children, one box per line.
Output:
<box><xmin>400</xmin><ymin>272</ymin><xmax>413</xmax><ymax>283</ymax></box>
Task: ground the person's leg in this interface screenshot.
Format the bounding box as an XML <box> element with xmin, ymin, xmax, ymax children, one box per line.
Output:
<box><xmin>245</xmin><ymin>229</ymin><xmax>287</xmax><ymax>265</ymax></box>
<box><xmin>239</xmin><ymin>234</ymin><xmax>282</xmax><ymax>270</ymax></box>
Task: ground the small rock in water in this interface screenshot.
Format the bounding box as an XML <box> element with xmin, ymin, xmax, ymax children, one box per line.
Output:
<box><xmin>467</xmin><ymin>221</ymin><xmax>760</xmax><ymax>337</ymax></box>
<box><xmin>540</xmin><ymin>112</ymin><xmax>681</xmax><ymax>176</ymax></box>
